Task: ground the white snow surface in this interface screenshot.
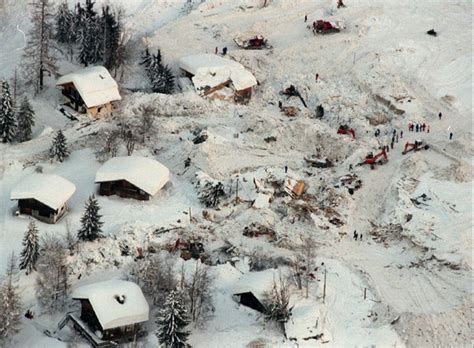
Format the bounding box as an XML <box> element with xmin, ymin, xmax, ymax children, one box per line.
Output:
<box><xmin>71</xmin><ymin>279</ymin><xmax>149</xmax><ymax>330</ymax></box>
<box><xmin>179</xmin><ymin>53</ymin><xmax>257</xmax><ymax>91</ymax></box>
<box><xmin>95</xmin><ymin>156</ymin><xmax>170</xmax><ymax>197</ymax></box>
<box><xmin>10</xmin><ymin>174</ymin><xmax>76</xmax><ymax>210</ymax></box>
<box><xmin>56</xmin><ymin>66</ymin><xmax>122</xmax><ymax>108</ymax></box>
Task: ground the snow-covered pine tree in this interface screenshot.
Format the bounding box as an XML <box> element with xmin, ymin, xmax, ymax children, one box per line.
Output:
<box><xmin>19</xmin><ymin>221</ymin><xmax>40</xmax><ymax>275</ymax></box>
<box><xmin>35</xmin><ymin>236</ymin><xmax>69</xmax><ymax>313</ymax></box>
<box><xmin>0</xmin><ymin>81</ymin><xmax>17</xmax><ymax>143</ymax></box>
<box><xmin>143</xmin><ymin>49</ymin><xmax>174</xmax><ymax>94</ymax></box>
<box><xmin>100</xmin><ymin>5</ymin><xmax>121</xmax><ymax>69</ymax></box>
<box><xmin>198</xmin><ymin>181</ymin><xmax>226</xmax><ymax>208</ymax></box>
<box><xmin>55</xmin><ymin>1</ymin><xmax>73</xmax><ymax>43</ymax></box>
<box><xmin>49</xmin><ymin>130</ymin><xmax>70</xmax><ymax>162</ymax></box>
<box><xmin>22</xmin><ymin>0</ymin><xmax>58</xmax><ymax>94</ymax></box>
<box><xmin>16</xmin><ymin>96</ymin><xmax>35</xmax><ymax>142</ymax></box>
<box><xmin>77</xmin><ymin>194</ymin><xmax>104</xmax><ymax>242</ymax></box>
<box><xmin>156</xmin><ymin>290</ymin><xmax>190</xmax><ymax>348</ymax></box>
<box><xmin>77</xmin><ymin>0</ymin><xmax>101</xmax><ymax>66</ymax></box>
<box><xmin>0</xmin><ymin>253</ymin><xmax>21</xmax><ymax>345</ymax></box>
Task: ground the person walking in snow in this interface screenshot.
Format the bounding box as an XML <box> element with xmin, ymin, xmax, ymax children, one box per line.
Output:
<box><xmin>305</xmin><ymin>14</ymin><xmax>308</xmax><ymax>22</ymax></box>
<box><xmin>396</xmin><ymin>134</ymin><xmax>399</xmax><ymax>143</ymax></box>
<box><xmin>315</xmin><ymin>73</ymin><xmax>319</xmax><ymax>81</ymax></box>
<box><xmin>359</xmin><ymin>233</ymin><xmax>363</xmax><ymax>241</ymax></box>
<box><xmin>390</xmin><ymin>140</ymin><xmax>394</xmax><ymax>149</ymax></box>
<box><xmin>353</xmin><ymin>230</ymin><xmax>358</xmax><ymax>240</ymax></box>
<box><xmin>222</xmin><ymin>47</ymin><xmax>228</xmax><ymax>55</ymax></box>
<box><xmin>422</xmin><ymin>123</ymin><xmax>426</xmax><ymax>132</ymax></box>
<box><xmin>284</xmin><ymin>165</ymin><xmax>288</xmax><ymax>173</ymax></box>
<box><xmin>439</xmin><ymin>112</ymin><xmax>442</xmax><ymax>120</ymax></box>
<box><xmin>449</xmin><ymin>132</ymin><xmax>453</xmax><ymax>140</ymax></box>
<box><xmin>400</xmin><ymin>130</ymin><xmax>403</xmax><ymax>138</ymax></box>
<box><xmin>427</xmin><ymin>125</ymin><xmax>430</xmax><ymax>133</ymax></box>
<box><xmin>415</xmin><ymin>124</ymin><xmax>419</xmax><ymax>132</ymax></box>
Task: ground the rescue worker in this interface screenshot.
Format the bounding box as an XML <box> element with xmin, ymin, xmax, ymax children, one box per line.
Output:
<box><xmin>222</xmin><ymin>47</ymin><xmax>227</xmax><ymax>55</ymax></box>
<box><xmin>400</xmin><ymin>130</ymin><xmax>403</xmax><ymax>138</ymax></box>
<box><xmin>439</xmin><ymin>112</ymin><xmax>442</xmax><ymax>120</ymax></box>
<box><xmin>415</xmin><ymin>124</ymin><xmax>419</xmax><ymax>132</ymax></box>
<box><xmin>449</xmin><ymin>132</ymin><xmax>453</xmax><ymax>140</ymax></box>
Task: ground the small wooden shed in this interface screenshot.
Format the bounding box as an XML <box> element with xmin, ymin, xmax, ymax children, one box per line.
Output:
<box><xmin>95</xmin><ymin>156</ymin><xmax>170</xmax><ymax>201</ymax></box>
<box><xmin>10</xmin><ymin>174</ymin><xmax>76</xmax><ymax>224</ymax></box>
<box><xmin>71</xmin><ymin>280</ymin><xmax>149</xmax><ymax>344</ymax></box>
<box><xmin>56</xmin><ymin>66</ymin><xmax>121</xmax><ymax>118</ymax></box>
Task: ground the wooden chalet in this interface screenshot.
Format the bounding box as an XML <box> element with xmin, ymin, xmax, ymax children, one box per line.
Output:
<box><xmin>10</xmin><ymin>174</ymin><xmax>76</xmax><ymax>224</ymax></box>
<box><xmin>56</xmin><ymin>66</ymin><xmax>121</xmax><ymax>118</ymax></box>
<box><xmin>95</xmin><ymin>156</ymin><xmax>170</xmax><ymax>201</ymax></box>
<box><xmin>71</xmin><ymin>280</ymin><xmax>149</xmax><ymax>346</ymax></box>
<box><xmin>178</xmin><ymin>54</ymin><xmax>257</xmax><ymax>104</ymax></box>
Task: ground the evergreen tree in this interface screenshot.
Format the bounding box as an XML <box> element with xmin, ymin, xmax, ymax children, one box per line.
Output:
<box><xmin>0</xmin><ymin>253</ymin><xmax>21</xmax><ymax>345</ymax></box>
<box><xmin>22</xmin><ymin>0</ymin><xmax>58</xmax><ymax>94</ymax></box>
<box><xmin>77</xmin><ymin>0</ymin><xmax>101</xmax><ymax>66</ymax></box>
<box><xmin>19</xmin><ymin>221</ymin><xmax>40</xmax><ymax>275</ymax></box>
<box><xmin>55</xmin><ymin>1</ymin><xmax>74</xmax><ymax>44</ymax></box>
<box><xmin>49</xmin><ymin>130</ymin><xmax>69</xmax><ymax>162</ymax></box>
<box><xmin>77</xmin><ymin>194</ymin><xmax>103</xmax><ymax>242</ymax></box>
<box><xmin>198</xmin><ymin>181</ymin><xmax>226</xmax><ymax>208</ymax></box>
<box><xmin>156</xmin><ymin>290</ymin><xmax>190</xmax><ymax>348</ymax></box>
<box><xmin>0</xmin><ymin>81</ymin><xmax>17</xmax><ymax>143</ymax></box>
<box><xmin>35</xmin><ymin>236</ymin><xmax>69</xmax><ymax>313</ymax></box>
<box><xmin>100</xmin><ymin>5</ymin><xmax>121</xmax><ymax>69</ymax></box>
<box><xmin>143</xmin><ymin>49</ymin><xmax>174</xmax><ymax>94</ymax></box>
<box><xmin>16</xmin><ymin>97</ymin><xmax>35</xmax><ymax>142</ymax></box>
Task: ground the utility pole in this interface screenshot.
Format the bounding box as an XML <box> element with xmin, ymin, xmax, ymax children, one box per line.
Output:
<box><xmin>364</xmin><ymin>287</ymin><xmax>367</xmax><ymax>300</ymax></box>
<box><xmin>188</xmin><ymin>207</ymin><xmax>192</xmax><ymax>223</ymax></box>
<box><xmin>322</xmin><ymin>268</ymin><xmax>327</xmax><ymax>303</ymax></box>
<box><xmin>235</xmin><ymin>177</ymin><xmax>239</xmax><ymax>204</ymax></box>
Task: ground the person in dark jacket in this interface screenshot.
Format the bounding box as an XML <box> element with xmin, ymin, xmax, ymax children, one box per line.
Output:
<box><xmin>439</xmin><ymin>112</ymin><xmax>442</xmax><ymax>120</ymax></box>
<box><xmin>222</xmin><ymin>47</ymin><xmax>228</xmax><ymax>55</ymax></box>
<box><xmin>415</xmin><ymin>124</ymin><xmax>419</xmax><ymax>132</ymax></box>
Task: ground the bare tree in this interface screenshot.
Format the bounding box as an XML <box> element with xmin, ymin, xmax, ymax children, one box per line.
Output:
<box><xmin>136</xmin><ymin>105</ymin><xmax>155</xmax><ymax>143</ymax></box>
<box><xmin>96</xmin><ymin>127</ymin><xmax>120</xmax><ymax>161</ymax></box>
<box><xmin>22</xmin><ymin>0</ymin><xmax>58</xmax><ymax>94</ymax></box>
<box><xmin>128</xmin><ymin>253</ymin><xmax>177</xmax><ymax>305</ymax></box>
<box><xmin>181</xmin><ymin>261</ymin><xmax>213</xmax><ymax>326</ymax></box>
<box><xmin>125</xmin><ymin>130</ymin><xmax>135</xmax><ymax>156</ymax></box>
<box><xmin>263</xmin><ymin>270</ymin><xmax>291</xmax><ymax>336</ymax></box>
<box><xmin>35</xmin><ymin>236</ymin><xmax>69</xmax><ymax>313</ymax></box>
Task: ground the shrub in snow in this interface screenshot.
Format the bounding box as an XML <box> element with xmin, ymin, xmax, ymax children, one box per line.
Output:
<box><xmin>19</xmin><ymin>221</ymin><xmax>40</xmax><ymax>275</ymax></box>
<box><xmin>49</xmin><ymin>130</ymin><xmax>70</xmax><ymax>162</ymax></box>
<box><xmin>77</xmin><ymin>195</ymin><xmax>104</xmax><ymax>242</ymax></box>
<box><xmin>196</xmin><ymin>172</ymin><xmax>227</xmax><ymax>208</ymax></box>
<box><xmin>0</xmin><ymin>81</ymin><xmax>17</xmax><ymax>143</ymax></box>
<box><xmin>0</xmin><ymin>253</ymin><xmax>21</xmax><ymax>345</ymax></box>
<box><xmin>156</xmin><ymin>290</ymin><xmax>190</xmax><ymax>348</ymax></box>
<box><xmin>16</xmin><ymin>97</ymin><xmax>35</xmax><ymax>142</ymax></box>
<box><xmin>36</xmin><ymin>236</ymin><xmax>69</xmax><ymax>313</ymax></box>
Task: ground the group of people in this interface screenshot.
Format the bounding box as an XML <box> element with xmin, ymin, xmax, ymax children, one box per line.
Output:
<box><xmin>408</xmin><ymin>122</ymin><xmax>430</xmax><ymax>133</ymax></box>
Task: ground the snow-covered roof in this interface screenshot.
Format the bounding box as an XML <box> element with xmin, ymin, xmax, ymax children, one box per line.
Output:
<box><xmin>233</xmin><ymin>269</ymin><xmax>276</xmax><ymax>301</ymax></box>
<box><xmin>10</xmin><ymin>174</ymin><xmax>76</xmax><ymax>211</ymax></box>
<box><xmin>179</xmin><ymin>54</ymin><xmax>257</xmax><ymax>92</ymax></box>
<box><xmin>57</xmin><ymin>66</ymin><xmax>122</xmax><ymax>108</ymax></box>
<box><xmin>95</xmin><ymin>156</ymin><xmax>170</xmax><ymax>196</ymax></box>
<box><xmin>72</xmin><ymin>280</ymin><xmax>149</xmax><ymax>330</ymax></box>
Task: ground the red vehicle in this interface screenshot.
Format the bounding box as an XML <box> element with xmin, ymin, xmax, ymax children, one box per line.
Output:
<box><xmin>402</xmin><ymin>140</ymin><xmax>429</xmax><ymax>155</ymax></box>
<box><xmin>337</xmin><ymin>125</ymin><xmax>355</xmax><ymax>139</ymax></box>
<box><xmin>358</xmin><ymin>149</ymin><xmax>388</xmax><ymax>169</ymax></box>
<box><xmin>234</xmin><ymin>35</ymin><xmax>271</xmax><ymax>49</ymax></box>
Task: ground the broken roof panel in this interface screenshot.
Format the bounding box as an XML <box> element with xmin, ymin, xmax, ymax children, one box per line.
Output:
<box><xmin>10</xmin><ymin>174</ymin><xmax>76</xmax><ymax>211</ymax></box>
<box><xmin>57</xmin><ymin>66</ymin><xmax>122</xmax><ymax>108</ymax></box>
<box><xmin>72</xmin><ymin>280</ymin><xmax>149</xmax><ymax>330</ymax></box>
<box><xmin>179</xmin><ymin>54</ymin><xmax>257</xmax><ymax>92</ymax></box>
<box><xmin>95</xmin><ymin>156</ymin><xmax>170</xmax><ymax>197</ymax></box>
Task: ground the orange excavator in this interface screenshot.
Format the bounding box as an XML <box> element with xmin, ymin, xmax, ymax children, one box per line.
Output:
<box><xmin>337</xmin><ymin>125</ymin><xmax>356</xmax><ymax>139</ymax></box>
<box><xmin>358</xmin><ymin>148</ymin><xmax>388</xmax><ymax>169</ymax></box>
<box><xmin>402</xmin><ymin>140</ymin><xmax>429</xmax><ymax>155</ymax></box>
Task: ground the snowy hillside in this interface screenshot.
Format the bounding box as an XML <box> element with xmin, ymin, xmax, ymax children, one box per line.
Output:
<box><xmin>0</xmin><ymin>0</ymin><xmax>471</xmax><ymax>347</ymax></box>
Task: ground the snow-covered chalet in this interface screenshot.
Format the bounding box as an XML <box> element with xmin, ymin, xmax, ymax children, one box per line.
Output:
<box><xmin>178</xmin><ymin>53</ymin><xmax>258</xmax><ymax>103</ymax></box>
<box><xmin>70</xmin><ymin>280</ymin><xmax>149</xmax><ymax>345</ymax></box>
<box><xmin>95</xmin><ymin>156</ymin><xmax>170</xmax><ymax>200</ymax></box>
<box><xmin>10</xmin><ymin>174</ymin><xmax>76</xmax><ymax>224</ymax></box>
<box><xmin>56</xmin><ymin>66</ymin><xmax>122</xmax><ymax>118</ymax></box>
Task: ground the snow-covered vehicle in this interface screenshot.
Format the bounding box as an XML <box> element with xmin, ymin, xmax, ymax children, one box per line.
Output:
<box><xmin>233</xmin><ymin>34</ymin><xmax>272</xmax><ymax>49</ymax></box>
<box><xmin>311</xmin><ymin>20</ymin><xmax>341</xmax><ymax>35</ymax></box>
